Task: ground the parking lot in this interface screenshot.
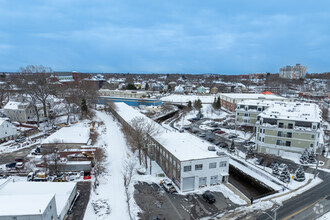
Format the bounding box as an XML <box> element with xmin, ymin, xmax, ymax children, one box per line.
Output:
<box><xmin>134</xmin><ymin>182</ymin><xmax>239</xmax><ymax>220</ymax></box>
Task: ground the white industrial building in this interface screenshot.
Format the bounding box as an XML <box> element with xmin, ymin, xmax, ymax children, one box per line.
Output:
<box><xmin>0</xmin><ymin>180</ymin><xmax>77</xmax><ymax>220</ymax></box>
<box><xmin>110</xmin><ymin>102</ymin><xmax>230</xmax><ymax>192</ymax></box>
<box><xmin>0</xmin><ymin>119</ymin><xmax>18</xmax><ymax>142</ymax></box>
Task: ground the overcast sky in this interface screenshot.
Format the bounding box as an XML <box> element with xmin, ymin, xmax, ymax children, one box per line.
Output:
<box><xmin>0</xmin><ymin>0</ymin><xmax>329</xmax><ymax>74</ymax></box>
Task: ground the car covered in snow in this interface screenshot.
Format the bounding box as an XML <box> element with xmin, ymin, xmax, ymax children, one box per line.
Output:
<box><xmin>160</xmin><ymin>179</ymin><xmax>176</xmax><ymax>193</ymax></box>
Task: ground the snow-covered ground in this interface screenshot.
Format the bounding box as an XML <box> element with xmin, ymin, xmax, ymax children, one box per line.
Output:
<box><xmin>84</xmin><ymin>111</ymin><xmax>133</xmax><ymax>220</ymax></box>
<box><xmin>317</xmin><ymin>210</ymin><xmax>330</xmax><ymax>220</ymax></box>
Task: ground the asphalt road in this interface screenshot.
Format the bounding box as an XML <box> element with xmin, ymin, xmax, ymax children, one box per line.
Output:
<box><xmin>66</xmin><ymin>181</ymin><xmax>91</xmax><ymax>220</ymax></box>
<box><xmin>256</xmin><ymin>170</ymin><xmax>330</xmax><ymax>220</ymax></box>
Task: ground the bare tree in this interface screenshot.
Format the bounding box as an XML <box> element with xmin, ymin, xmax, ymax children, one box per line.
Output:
<box><xmin>130</xmin><ymin>116</ymin><xmax>159</xmax><ymax>168</ymax></box>
<box><xmin>93</xmin><ymin>147</ymin><xmax>106</xmax><ymax>188</ymax></box>
<box><xmin>19</xmin><ymin>65</ymin><xmax>55</xmax><ymax>120</ymax></box>
<box><xmin>122</xmin><ymin>159</ymin><xmax>136</xmax><ymax>220</ymax></box>
<box><xmin>0</xmin><ymin>82</ymin><xmax>10</xmax><ymax>108</ymax></box>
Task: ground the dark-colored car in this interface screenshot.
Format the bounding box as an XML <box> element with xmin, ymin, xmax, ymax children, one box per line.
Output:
<box><xmin>5</xmin><ymin>162</ymin><xmax>17</xmax><ymax>168</ymax></box>
<box><xmin>202</xmin><ymin>191</ymin><xmax>216</xmax><ymax>204</ymax></box>
<box><xmin>219</xmin><ymin>143</ymin><xmax>228</xmax><ymax>148</ymax></box>
<box><xmin>15</xmin><ymin>136</ymin><xmax>26</xmax><ymax>142</ymax></box>
<box><xmin>228</xmin><ymin>135</ymin><xmax>238</xmax><ymax>139</ymax></box>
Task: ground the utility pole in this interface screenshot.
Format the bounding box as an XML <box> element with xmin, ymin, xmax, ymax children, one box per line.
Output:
<box><xmin>314</xmin><ymin>151</ymin><xmax>320</xmax><ymax>179</ymax></box>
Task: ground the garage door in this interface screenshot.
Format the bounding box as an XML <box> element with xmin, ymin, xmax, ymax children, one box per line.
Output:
<box><xmin>199</xmin><ymin>177</ymin><xmax>207</xmax><ymax>187</ymax></box>
<box><xmin>210</xmin><ymin>175</ymin><xmax>218</xmax><ymax>185</ymax></box>
<box><xmin>182</xmin><ymin>177</ymin><xmax>195</xmax><ymax>192</ymax></box>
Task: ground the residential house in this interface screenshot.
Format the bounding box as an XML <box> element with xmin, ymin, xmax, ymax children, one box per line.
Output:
<box><xmin>0</xmin><ymin>119</ymin><xmax>18</xmax><ymax>142</ymax></box>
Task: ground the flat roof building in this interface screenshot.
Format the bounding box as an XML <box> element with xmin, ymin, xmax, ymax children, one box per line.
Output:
<box><xmin>218</xmin><ymin>93</ymin><xmax>292</xmax><ymax>112</ymax></box>
<box><xmin>0</xmin><ymin>181</ymin><xmax>77</xmax><ymax>220</ymax></box>
<box><xmin>255</xmin><ymin>102</ymin><xmax>322</xmax><ymax>156</ymax></box>
<box><xmin>110</xmin><ymin>102</ymin><xmax>230</xmax><ymax>192</ymax></box>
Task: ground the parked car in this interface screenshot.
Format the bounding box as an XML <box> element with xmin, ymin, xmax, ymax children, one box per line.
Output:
<box><xmin>198</xmin><ymin>133</ymin><xmax>206</xmax><ymax>138</ymax></box>
<box><xmin>5</xmin><ymin>162</ymin><xmax>17</xmax><ymax>169</ymax></box>
<box><xmin>15</xmin><ymin>162</ymin><xmax>24</xmax><ymax>169</ymax></box>
<box><xmin>202</xmin><ymin>191</ymin><xmax>216</xmax><ymax>204</ymax></box>
<box><xmin>214</xmin><ymin>141</ymin><xmax>221</xmax><ymax>146</ymax></box>
<box><xmin>211</xmin><ymin>128</ymin><xmax>221</xmax><ymax>132</ymax></box>
<box><xmin>15</xmin><ymin>136</ymin><xmax>26</xmax><ymax>142</ymax></box>
<box><xmin>219</xmin><ymin>143</ymin><xmax>228</xmax><ymax>148</ymax></box>
<box><xmin>208</xmin><ymin>146</ymin><xmax>216</xmax><ymax>151</ymax></box>
<box><xmin>216</xmin><ymin>130</ymin><xmax>225</xmax><ymax>134</ymax></box>
<box><xmin>161</xmin><ymin>179</ymin><xmax>176</xmax><ymax>193</ymax></box>
<box><xmin>228</xmin><ymin>135</ymin><xmax>238</xmax><ymax>139</ymax></box>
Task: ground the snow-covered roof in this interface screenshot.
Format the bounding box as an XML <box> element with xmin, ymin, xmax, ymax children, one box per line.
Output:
<box><xmin>3</xmin><ymin>101</ymin><xmax>29</xmax><ymax>110</ymax></box>
<box><xmin>160</xmin><ymin>94</ymin><xmax>216</xmax><ymax>103</ymax></box>
<box><xmin>42</xmin><ymin>127</ymin><xmax>90</xmax><ymax>144</ymax></box>
<box><xmin>0</xmin><ymin>194</ymin><xmax>54</xmax><ymax>216</ymax></box>
<box><xmin>218</xmin><ymin>93</ymin><xmax>288</xmax><ymax>100</ymax></box>
<box><xmin>0</xmin><ymin>182</ymin><xmax>76</xmax><ymax>217</ymax></box>
<box><xmin>236</xmin><ymin>100</ymin><xmax>285</xmax><ymax>107</ymax></box>
<box><xmin>115</xmin><ymin>102</ymin><xmax>228</xmax><ymax>161</ymax></box>
<box><xmin>259</xmin><ymin>102</ymin><xmax>322</xmax><ymax>123</ymax></box>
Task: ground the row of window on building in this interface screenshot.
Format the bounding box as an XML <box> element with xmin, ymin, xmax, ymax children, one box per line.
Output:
<box><xmin>183</xmin><ymin>161</ymin><xmax>227</xmax><ymax>172</ymax></box>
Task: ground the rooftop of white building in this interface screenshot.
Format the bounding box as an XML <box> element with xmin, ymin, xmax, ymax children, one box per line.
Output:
<box><xmin>236</xmin><ymin>100</ymin><xmax>286</xmax><ymax>107</ymax></box>
<box><xmin>218</xmin><ymin>93</ymin><xmax>287</xmax><ymax>100</ymax></box>
<box><xmin>259</xmin><ymin>102</ymin><xmax>322</xmax><ymax>123</ymax></box>
<box><xmin>42</xmin><ymin>127</ymin><xmax>90</xmax><ymax>144</ymax></box>
<box><xmin>0</xmin><ymin>194</ymin><xmax>55</xmax><ymax>216</ymax></box>
<box><xmin>115</xmin><ymin>102</ymin><xmax>227</xmax><ymax>161</ymax></box>
<box><xmin>0</xmin><ymin>181</ymin><xmax>76</xmax><ymax>217</ymax></box>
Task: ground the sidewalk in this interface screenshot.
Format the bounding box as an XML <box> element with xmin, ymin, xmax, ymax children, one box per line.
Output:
<box><xmin>261</xmin><ymin>178</ymin><xmax>312</xmax><ymax>202</ymax></box>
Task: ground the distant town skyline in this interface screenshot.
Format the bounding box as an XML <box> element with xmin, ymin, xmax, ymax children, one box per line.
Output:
<box><xmin>0</xmin><ymin>1</ymin><xmax>329</xmax><ymax>74</ymax></box>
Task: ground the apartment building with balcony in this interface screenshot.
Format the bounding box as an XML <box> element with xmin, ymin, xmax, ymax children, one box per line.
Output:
<box><xmin>255</xmin><ymin>102</ymin><xmax>322</xmax><ymax>156</ymax></box>
<box><xmin>236</xmin><ymin>100</ymin><xmax>277</xmax><ymax>127</ymax></box>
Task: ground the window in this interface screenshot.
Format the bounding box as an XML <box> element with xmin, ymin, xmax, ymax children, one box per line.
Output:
<box><xmin>220</xmin><ymin>161</ymin><xmax>227</xmax><ymax>167</ymax></box>
<box><xmin>310</xmin><ymin>144</ymin><xmax>314</xmax><ymax>148</ymax></box>
<box><xmin>312</xmin><ymin>125</ymin><xmax>316</xmax><ymax>130</ymax></box>
<box><xmin>276</xmin><ymin>140</ymin><xmax>282</xmax><ymax>145</ymax></box>
<box><xmin>260</xmin><ymin>129</ymin><xmax>263</xmax><ymax>133</ymax></box>
<box><xmin>288</xmin><ymin>123</ymin><xmax>293</xmax><ymax>129</ymax></box>
<box><xmin>184</xmin><ymin>165</ymin><xmax>191</xmax><ymax>172</ymax></box>
<box><xmin>263</xmin><ymin>129</ymin><xmax>265</xmax><ymax>134</ymax></box>
<box><xmin>262</xmin><ymin>138</ymin><xmax>264</xmax><ymax>142</ymax></box>
<box><xmin>277</xmin><ymin>131</ymin><xmax>283</xmax><ymax>137</ymax></box>
<box><xmin>287</xmin><ymin>132</ymin><xmax>292</xmax><ymax>138</ymax></box>
<box><xmin>279</xmin><ymin>123</ymin><xmax>284</xmax><ymax>128</ymax></box>
<box><xmin>244</xmin><ymin>113</ymin><xmax>249</xmax><ymax>117</ymax></box>
<box><xmin>285</xmin><ymin>141</ymin><xmax>291</xmax><ymax>147</ymax></box>
<box><xmin>209</xmin><ymin>162</ymin><xmax>216</xmax><ymax>169</ymax></box>
<box><xmin>195</xmin><ymin>164</ymin><xmax>203</xmax><ymax>170</ymax></box>
<box><xmin>311</xmin><ymin>134</ymin><xmax>315</xmax><ymax>139</ymax></box>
